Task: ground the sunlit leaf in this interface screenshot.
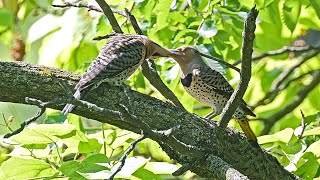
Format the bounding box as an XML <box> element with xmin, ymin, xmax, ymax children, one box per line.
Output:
<box><xmin>258</xmin><ymin>128</ymin><xmax>294</xmax><ymax>144</ymax></box>
<box><xmin>60</xmin><ymin>154</ymin><xmax>110</xmax><ymax>179</ymax></box>
<box><xmin>155</xmin><ymin>0</ymin><xmax>171</xmax><ymax>31</ymax></box>
<box><xmin>12</xmin><ymin>124</ymin><xmax>76</xmax><ymax>145</ymax></box>
<box><xmin>111</xmin><ymin>156</ymin><xmax>150</xmax><ymax>178</ymax></box>
<box><xmin>0</xmin><ymin>8</ymin><xmax>13</xmax><ymax>27</ymax></box>
<box><xmin>132</xmin><ymin>167</ymin><xmax>160</xmax><ymax>179</ymax></box>
<box><xmin>78</xmin><ymin>138</ymin><xmax>102</xmax><ymax>153</ymax></box>
<box><xmin>310</xmin><ymin>0</ymin><xmax>320</xmax><ymax>20</ymax></box>
<box><xmin>295</xmin><ymin>152</ymin><xmax>319</xmax><ymax>179</ymax></box>
<box><xmin>144</xmin><ymin>162</ymin><xmax>179</xmax><ymax>174</ymax></box>
<box><xmin>0</xmin><ymin>157</ymin><xmax>56</xmax><ymax>179</ymax></box>
<box><xmin>282</xmin><ymin>0</ymin><xmax>301</xmax><ymax>33</ymax></box>
<box><xmin>305</xmin><ymin>140</ymin><xmax>320</xmax><ymax>157</ymax></box>
<box><xmin>198</xmin><ymin>20</ymin><xmax>218</xmax><ymax>38</ymax></box>
<box><xmin>44</xmin><ymin>109</ymin><xmax>66</xmax><ymax>124</ymax></box>
<box><xmin>303</xmin><ymin>127</ymin><xmax>320</xmax><ymax>137</ymax></box>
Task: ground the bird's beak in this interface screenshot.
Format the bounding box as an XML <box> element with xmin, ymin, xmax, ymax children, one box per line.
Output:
<box><xmin>150</xmin><ymin>52</ymin><xmax>164</xmax><ymax>59</ymax></box>
<box><xmin>169</xmin><ymin>49</ymin><xmax>182</xmax><ymax>56</ymax></box>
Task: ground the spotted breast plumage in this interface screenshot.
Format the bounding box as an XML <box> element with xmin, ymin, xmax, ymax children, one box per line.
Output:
<box><xmin>169</xmin><ymin>46</ymin><xmax>257</xmax><ymax>142</ymax></box>
<box><xmin>62</xmin><ymin>34</ymin><xmax>171</xmax><ymax>115</ymax></box>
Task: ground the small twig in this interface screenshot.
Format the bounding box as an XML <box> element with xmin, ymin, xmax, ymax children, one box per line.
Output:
<box><xmin>52</xmin><ymin>1</ymin><xmax>102</xmax><ymax>12</ymax></box>
<box><xmin>1</xmin><ymin>113</ymin><xmax>14</xmax><ymax>132</ymax></box>
<box><xmin>52</xmin><ymin>1</ymin><xmax>126</xmax><ymax>16</ymax></box>
<box><xmin>298</xmin><ymin>109</ymin><xmax>307</xmax><ymax>139</ymax></box>
<box><xmin>124</xmin><ymin>7</ymin><xmax>143</xmax><ymax>35</ymax></box>
<box><xmin>102</xmin><ymin>124</ymin><xmax>107</xmax><ymax>156</ymax></box>
<box><xmin>233</xmin><ymin>45</ymin><xmax>320</xmax><ymax>65</ymax></box>
<box><xmin>261</xmin><ymin>69</ymin><xmax>320</xmax><ymax>135</ymax></box>
<box><xmin>219</xmin><ymin>7</ymin><xmax>259</xmax><ymax>128</ymax></box>
<box><xmin>196</xmin><ymin>50</ymin><xmax>241</xmax><ymax>73</ymax></box>
<box><xmin>95</xmin><ymin>0</ymin><xmax>123</xmax><ymax>33</ymax></box>
<box><xmin>92</xmin><ymin>32</ymin><xmax>119</xmax><ymax>41</ymax></box>
<box><xmin>109</xmin><ymin>133</ymin><xmax>145</xmax><ymax>180</ymax></box>
<box><xmin>4</xmin><ymin>97</ymin><xmax>123</xmax><ymax>138</ymax></box>
<box><xmin>4</xmin><ymin>98</ymin><xmax>47</xmax><ymax>138</ymax></box>
<box><xmin>119</xmin><ymin>3</ymin><xmax>135</xmax><ymax>27</ymax></box>
<box><xmin>53</xmin><ymin>141</ymin><xmax>63</xmax><ymax>164</ymax></box>
<box><xmin>0</xmin><ymin>27</ymin><xmax>9</xmax><ymax>36</ymax></box>
<box><xmin>173</xmin><ymin>164</ymin><xmax>190</xmax><ymax>176</ymax></box>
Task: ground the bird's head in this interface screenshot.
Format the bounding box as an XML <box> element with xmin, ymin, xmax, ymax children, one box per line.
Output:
<box><xmin>144</xmin><ymin>39</ymin><xmax>172</xmax><ymax>59</ymax></box>
<box><xmin>169</xmin><ymin>46</ymin><xmax>199</xmax><ymax>64</ymax></box>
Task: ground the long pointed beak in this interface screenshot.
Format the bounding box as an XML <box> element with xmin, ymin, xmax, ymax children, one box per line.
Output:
<box><xmin>169</xmin><ymin>49</ymin><xmax>181</xmax><ymax>56</ymax></box>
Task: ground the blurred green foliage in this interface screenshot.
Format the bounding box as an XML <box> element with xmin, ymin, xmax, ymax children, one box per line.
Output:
<box><xmin>0</xmin><ymin>0</ymin><xmax>319</xmax><ymax>179</ymax></box>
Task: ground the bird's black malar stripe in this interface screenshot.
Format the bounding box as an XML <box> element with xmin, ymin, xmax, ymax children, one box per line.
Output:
<box><xmin>181</xmin><ymin>73</ymin><xmax>192</xmax><ymax>87</ymax></box>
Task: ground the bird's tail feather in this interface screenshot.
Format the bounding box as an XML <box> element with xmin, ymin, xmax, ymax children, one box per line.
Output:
<box><xmin>61</xmin><ymin>90</ymin><xmax>81</xmax><ymax>115</ymax></box>
<box><xmin>237</xmin><ymin>118</ymin><xmax>258</xmax><ymax>144</ymax></box>
<box><xmin>61</xmin><ymin>104</ymin><xmax>75</xmax><ymax>115</ymax></box>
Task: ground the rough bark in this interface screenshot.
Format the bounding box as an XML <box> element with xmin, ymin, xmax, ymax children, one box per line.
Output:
<box><xmin>0</xmin><ymin>61</ymin><xmax>297</xmax><ymax>180</ymax></box>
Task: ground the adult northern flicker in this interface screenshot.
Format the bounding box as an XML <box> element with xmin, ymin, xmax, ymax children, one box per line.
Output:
<box><xmin>62</xmin><ymin>34</ymin><xmax>171</xmax><ymax>115</ymax></box>
<box><xmin>169</xmin><ymin>46</ymin><xmax>257</xmax><ymax>142</ymax></box>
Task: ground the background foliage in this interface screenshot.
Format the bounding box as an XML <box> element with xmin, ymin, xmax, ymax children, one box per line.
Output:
<box><xmin>0</xmin><ymin>0</ymin><xmax>319</xmax><ymax>179</ymax></box>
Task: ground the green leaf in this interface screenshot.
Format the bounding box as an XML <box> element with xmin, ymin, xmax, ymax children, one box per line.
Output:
<box><xmin>255</xmin><ymin>0</ymin><xmax>275</xmax><ymax>9</ymax></box>
<box><xmin>0</xmin><ymin>169</ymin><xmax>6</xmax><ymax>180</ymax></box>
<box><xmin>22</xmin><ymin>144</ymin><xmax>47</xmax><ymax>149</ymax></box>
<box><xmin>258</xmin><ymin>128</ymin><xmax>294</xmax><ymax>144</ymax></box>
<box><xmin>111</xmin><ymin>156</ymin><xmax>150</xmax><ymax>178</ymax></box>
<box><xmin>0</xmin><ymin>8</ymin><xmax>13</xmax><ymax>27</ymax></box>
<box><xmin>295</xmin><ymin>152</ymin><xmax>319</xmax><ymax>179</ymax></box>
<box><xmin>132</xmin><ymin>167</ymin><xmax>160</xmax><ymax>180</ymax></box>
<box><xmin>304</xmin><ymin>112</ymin><xmax>319</xmax><ymax>124</ymax></box>
<box><xmin>188</xmin><ymin>0</ymin><xmax>209</xmax><ymax>11</ymax></box>
<box><xmin>155</xmin><ymin>0</ymin><xmax>171</xmax><ymax>31</ymax></box>
<box><xmin>60</xmin><ymin>154</ymin><xmax>110</xmax><ymax>179</ymax></box>
<box><xmin>310</xmin><ymin>0</ymin><xmax>320</xmax><ymax>20</ymax></box>
<box><xmin>1</xmin><ymin>157</ymin><xmax>56</xmax><ymax>179</ymax></box>
<box><xmin>303</xmin><ymin>127</ymin><xmax>320</xmax><ymax>137</ymax></box>
<box><xmin>44</xmin><ymin>110</ymin><xmax>66</xmax><ymax>124</ymax></box>
<box><xmin>11</xmin><ymin>124</ymin><xmax>76</xmax><ymax>145</ymax></box>
<box><xmin>78</xmin><ymin>138</ymin><xmax>102</xmax><ymax>153</ymax></box>
<box><xmin>111</xmin><ymin>132</ymin><xmax>139</xmax><ymax>149</ymax></box>
<box><xmin>144</xmin><ymin>162</ymin><xmax>179</xmax><ymax>174</ymax></box>
<box><xmin>282</xmin><ymin>0</ymin><xmax>301</xmax><ymax>33</ymax></box>
<box><xmin>305</xmin><ymin>140</ymin><xmax>320</xmax><ymax>157</ymax></box>
<box><xmin>198</xmin><ymin>19</ymin><xmax>218</xmax><ymax>38</ymax></box>
<box><xmin>77</xmin><ymin>170</ymin><xmax>113</xmax><ymax>179</ymax></box>
<box><xmin>67</xmin><ymin>114</ymin><xmax>85</xmax><ymax>132</ymax></box>
<box><xmin>138</xmin><ymin>0</ymin><xmax>156</xmax><ymax>21</ymax></box>
<box><xmin>173</xmin><ymin>29</ymin><xmax>197</xmax><ymax>43</ymax></box>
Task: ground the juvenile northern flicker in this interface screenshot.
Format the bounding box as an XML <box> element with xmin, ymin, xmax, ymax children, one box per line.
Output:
<box><xmin>169</xmin><ymin>46</ymin><xmax>257</xmax><ymax>142</ymax></box>
<box><xmin>62</xmin><ymin>34</ymin><xmax>171</xmax><ymax>115</ymax></box>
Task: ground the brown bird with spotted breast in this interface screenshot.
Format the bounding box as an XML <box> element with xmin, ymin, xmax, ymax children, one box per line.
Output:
<box><xmin>169</xmin><ymin>46</ymin><xmax>257</xmax><ymax>142</ymax></box>
<box><xmin>62</xmin><ymin>34</ymin><xmax>171</xmax><ymax>115</ymax></box>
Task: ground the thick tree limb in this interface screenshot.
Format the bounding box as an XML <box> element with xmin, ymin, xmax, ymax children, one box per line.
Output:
<box><xmin>261</xmin><ymin>69</ymin><xmax>320</xmax><ymax>135</ymax></box>
<box><xmin>219</xmin><ymin>8</ymin><xmax>259</xmax><ymax>128</ymax></box>
<box><xmin>0</xmin><ymin>61</ymin><xmax>298</xmax><ymax>179</ymax></box>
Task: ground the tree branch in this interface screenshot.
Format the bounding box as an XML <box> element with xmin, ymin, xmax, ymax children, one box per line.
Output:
<box><xmin>94</xmin><ymin>0</ymin><xmax>123</xmax><ymax>33</ymax></box>
<box><xmin>109</xmin><ymin>133</ymin><xmax>145</xmax><ymax>179</ymax></box>
<box><xmin>219</xmin><ymin>7</ymin><xmax>259</xmax><ymax>128</ymax></box>
<box><xmin>252</xmin><ymin>50</ymin><xmax>320</xmax><ymax>109</ymax></box>
<box><xmin>0</xmin><ymin>61</ymin><xmax>298</xmax><ymax>179</ymax></box>
<box><xmin>233</xmin><ymin>45</ymin><xmax>320</xmax><ymax>66</ymax></box>
<box><xmin>261</xmin><ymin>69</ymin><xmax>320</xmax><ymax>135</ymax></box>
